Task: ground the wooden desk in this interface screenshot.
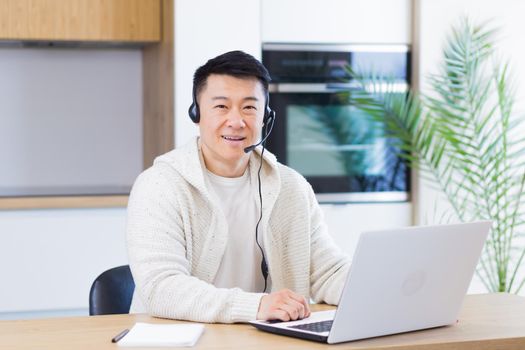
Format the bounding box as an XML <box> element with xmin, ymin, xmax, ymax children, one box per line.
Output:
<box><xmin>1</xmin><ymin>293</ymin><xmax>525</xmax><ymax>349</ymax></box>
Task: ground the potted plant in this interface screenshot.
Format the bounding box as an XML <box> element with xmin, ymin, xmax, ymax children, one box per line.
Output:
<box><xmin>347</xmin><ymin>18</ymin><xmax>525</xmax><ymax>293</ymax></box>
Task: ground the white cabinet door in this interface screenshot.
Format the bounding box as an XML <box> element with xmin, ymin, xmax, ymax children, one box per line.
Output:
<box><xmin>322</xmin><ymin>202</ymin><xmax>413</xmax><ymax>257</ymax></box>
<box><xmin>262</xmin><ymin>0</ymin><xmax>411</xmax><ymax>44</ymax></box>
<box><xmin>0</xmin><ymin>209</ymin><xmax>128</xmax><ymax>315</ymax></box>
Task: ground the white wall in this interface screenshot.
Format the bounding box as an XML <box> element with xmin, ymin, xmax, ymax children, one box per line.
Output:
<box><xmin>174</xmin><ymin>0</ymin><xmax>262</xmax><ymax>147</ymax></box>
<box><xmin>416</xmin><ymin>0</ymin><xmax>525</xmax><ymax>223</ymax></box>
<box><xmin>416</xmin><ymin>0</ymin><xmax>525</xmax><ymax>293</ymax></box>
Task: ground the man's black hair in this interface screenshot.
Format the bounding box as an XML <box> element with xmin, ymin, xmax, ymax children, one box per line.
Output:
<box><xmin>192</xmin><ymin>50</ymin><xmax>271</xmax><ymax>103</ymax></box>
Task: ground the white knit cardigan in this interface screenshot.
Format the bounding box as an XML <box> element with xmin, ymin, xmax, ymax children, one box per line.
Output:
<box><xmin>126</xmin><ymin>137</ymin><xmax>351</xmax><ymax>323</ymax></box>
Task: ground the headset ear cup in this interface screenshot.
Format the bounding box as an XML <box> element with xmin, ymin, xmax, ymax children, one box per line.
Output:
<box><xmin>266</xmin><ymin>109</ymin><xmax>275</xmax><ymax>125</ymax></box>
<box><xmin>264</xmin><ymin>106</ymin><xmax>273</xmax><ymax>125</ymax></box>
<box><xmin>188</xmin><ymin>103</ymin><xmax>200</xmax><ymax>123</ymax></box>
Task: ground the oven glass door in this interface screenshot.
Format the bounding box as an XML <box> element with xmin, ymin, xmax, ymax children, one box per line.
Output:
<box><xmin>266</xmin><ymin>91</ymin><xmax>410</xmax><ymax>202</ymax></box>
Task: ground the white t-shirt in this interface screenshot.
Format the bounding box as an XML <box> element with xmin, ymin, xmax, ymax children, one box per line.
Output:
<box><xmin>204</xmin><ymin>166</ymin><xmax>269</xmax><ymax>293</ymax></box>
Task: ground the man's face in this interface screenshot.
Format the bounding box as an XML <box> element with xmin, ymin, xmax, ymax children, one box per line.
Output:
<box><xmin>197</xmin><ymin>74</ymin><xmax>266</xmax><ymax>169</ymax></box>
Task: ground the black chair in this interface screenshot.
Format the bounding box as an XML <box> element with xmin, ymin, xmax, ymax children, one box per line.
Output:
<box><xmin>89</xmin><ymin>265</ymin><xmax>135</xmax><ymax>315</ymax></box>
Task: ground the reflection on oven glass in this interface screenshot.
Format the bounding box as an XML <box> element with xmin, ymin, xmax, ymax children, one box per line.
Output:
<box><xmin>352</xmin><ymin>52</ymin><xmax>407</xmax><ymax>79</ymax></box>
<box><xmin>287</xmin><ymin>105</ymin><xmax>406</xmax><ymax>191</ymax></box>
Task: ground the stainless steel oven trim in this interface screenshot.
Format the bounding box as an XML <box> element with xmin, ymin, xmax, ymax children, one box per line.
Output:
<box><xmin>269</xmin><ymin>82</ymin><xmax>409</xmax><ymax>93</ymax></box>
<box><xmin>316</xmin><ymin>191</ymin><xmax>409</xmax><ymax>203</ymax></box>
<box><xmin>270</xmin><ymin>83</ymin><xmax>357</xmax><ymax>93</ymax></box>
<box><xmin>263</xmin><ymin>43</ymin><xmax>410</xmax><ymax>53</ymax></box>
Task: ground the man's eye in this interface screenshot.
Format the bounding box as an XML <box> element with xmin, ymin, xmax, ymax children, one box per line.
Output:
<box><xmin>244</xmin><ymin>106</ymin><xmax>256</xmax><ymax>110</ymax></box>
<box><xmin>214</xmin><ymin>105</ymin><xmax>227</xmax><ymax>109</ymax></box>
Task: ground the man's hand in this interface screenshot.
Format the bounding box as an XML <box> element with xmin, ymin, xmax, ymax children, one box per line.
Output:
<box><xmin>256</xmin><ymin>289</ymin><xmax>311</xmax><ymax>321</ymax></box>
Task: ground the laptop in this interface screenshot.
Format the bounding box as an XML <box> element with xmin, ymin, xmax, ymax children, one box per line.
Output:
<box><xmin>249</xmin><ymin>221</ymin><xmax>492</xmax><ymax>344</ymax></box>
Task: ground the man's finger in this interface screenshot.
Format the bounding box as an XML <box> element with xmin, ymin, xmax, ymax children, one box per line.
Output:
<box><xmin>284</xmin><ymin>298</ymin><xmax>306</xmax><ymax>319</ymax></box>
<box><xmin>278</xmin><ymin>302</ymin><xmax>300</xmax><ymax>321</ymax></box>
<box><xmin>287</xmin><ymin>292</ymin><xmax>311</xmax><ymax>316</ymax></box>
<box><xmin>271</xmin><ymin>309</ymin><xmax>291</xmax><ymax>322</ymax></box>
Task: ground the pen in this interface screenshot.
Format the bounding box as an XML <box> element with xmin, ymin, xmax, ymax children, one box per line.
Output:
<box><xmin>111</xmin><ymin>328</ymin><xmax>130</xmax><ymax>343</ymax></box>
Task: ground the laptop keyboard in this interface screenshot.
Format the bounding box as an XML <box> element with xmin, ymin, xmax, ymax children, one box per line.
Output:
<box><xmin>288</xmin><ymin>320</ymin><xmax>333</xmax><ymax>333</ymax></box>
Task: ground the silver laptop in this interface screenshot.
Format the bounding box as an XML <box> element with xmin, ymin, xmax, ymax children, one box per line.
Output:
<box><xmin>250</xmin><ymin>221</ymin><xmax>492</xmax><ymax>344</ymax></box>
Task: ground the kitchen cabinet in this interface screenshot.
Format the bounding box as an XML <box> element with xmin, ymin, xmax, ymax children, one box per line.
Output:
<box><xmin>262</xmin><ymin>0</ymin><xmax>411</xmax><ymax>44</ymax></box>
<box><xmin>0</xmin><ymin>0</ymin><xmax>172</xmax><ymax>210</ymax></box>
<box><xmin>0</xmin><ymin>0</ymin><xmax>160</xmax><ymax>42</ymax></box>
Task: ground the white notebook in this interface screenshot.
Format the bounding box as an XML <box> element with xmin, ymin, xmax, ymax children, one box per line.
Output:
<box><xmin>118</xmin><ymin>322</ymin><xmax>205</xmax><ymax>347</ymax></box>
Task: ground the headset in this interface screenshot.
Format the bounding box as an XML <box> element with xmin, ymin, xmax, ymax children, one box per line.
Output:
<box><xmin>188</xmin><ymin>87</ymin><xmax>275</xmax><ymax>293</ymax></box>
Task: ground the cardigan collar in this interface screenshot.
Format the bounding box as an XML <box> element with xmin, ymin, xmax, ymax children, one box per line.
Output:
<box><xmin>154</xmin><ymin>137</ymin><xmax>281</xmax><ymax>212</ymax></box>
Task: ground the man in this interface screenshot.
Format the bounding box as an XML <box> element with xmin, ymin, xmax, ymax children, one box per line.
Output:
<box><xmin>126</xmin><ymin>51</ymin><xmax>350</xmax><ymax>323</ymax></box>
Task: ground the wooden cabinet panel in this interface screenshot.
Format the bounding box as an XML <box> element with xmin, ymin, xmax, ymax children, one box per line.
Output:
<box><xmin>0</xmin><ymin>196</ymin><xmax>129</xmax><ymax>210</ymax></box>
<box><xmin>143</xmin><ymin>0</ymin><xmax>174</xmax><ymax>168</ymax></box>
<box><xmin>0</xmin><ymin>0</ymin><xmax>160</xmax><ymax>42</ymax></box>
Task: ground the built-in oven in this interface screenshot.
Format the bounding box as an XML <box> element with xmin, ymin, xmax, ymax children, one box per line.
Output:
<box><xmin>262</xmin><ymin>44</ymin><xmax>411</xmax><ymax>203</ymax></box>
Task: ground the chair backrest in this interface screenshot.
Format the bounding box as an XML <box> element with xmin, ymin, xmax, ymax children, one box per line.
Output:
<box><xmin>89</xmin><ymin>265</ymin><xmax>135</xmax><ymax>315</ymax></box>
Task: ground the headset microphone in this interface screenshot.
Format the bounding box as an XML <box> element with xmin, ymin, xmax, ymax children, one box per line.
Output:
<box><xmin>243</xmin><ymin>110</ymin><xmax>276</xmax><ymax>153</ymax></box>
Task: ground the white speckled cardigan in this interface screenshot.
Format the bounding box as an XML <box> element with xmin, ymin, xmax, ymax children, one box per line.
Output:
<box><xmin>126</xmin><ymin>137</ymin><xmax>351</xmax><ymax>323</ymax></box>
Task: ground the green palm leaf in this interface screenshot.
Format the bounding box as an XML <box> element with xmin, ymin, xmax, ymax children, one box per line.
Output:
<box><xmin>344</xmin><ymin>17</ymin><xmax>525</xmax><ymax>293</ymax></box>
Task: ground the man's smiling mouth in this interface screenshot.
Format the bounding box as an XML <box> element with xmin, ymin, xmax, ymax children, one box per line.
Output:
<box><xmin>222</xmin><ymin>136</ymin><xmax>246</xmax><ymax>141</ymax></box>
